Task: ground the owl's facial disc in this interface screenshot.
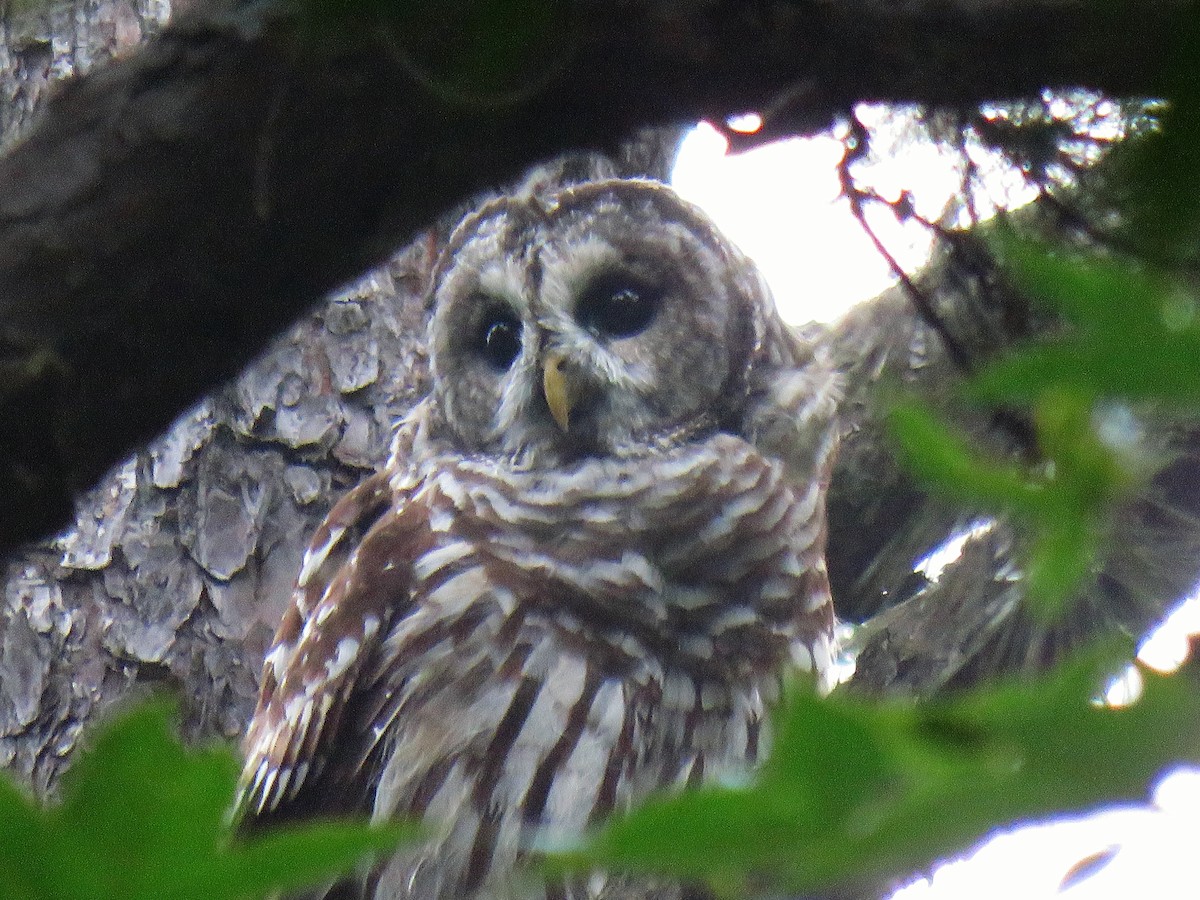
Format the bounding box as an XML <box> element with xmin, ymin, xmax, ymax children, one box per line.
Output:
<box><xmin>428</xmin><ymin>181</ymin><xmax>762</xmax><ymax>468</ymax></box>
<box><xmin>534</xmin><ymin>270</ymin><xmax>666</xmax><ymax>451</ymax></box>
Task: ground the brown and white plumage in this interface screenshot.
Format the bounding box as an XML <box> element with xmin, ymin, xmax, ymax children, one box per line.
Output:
<box><xmin>241</xmin><ymin>179</ymin><xmax>840</xmax><ymax>900</ymax></box>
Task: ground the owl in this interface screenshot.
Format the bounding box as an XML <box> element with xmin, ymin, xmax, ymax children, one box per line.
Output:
<box><xmin>240</xmin><ymin>178</ymin><xmax>841</xmax><ymax>900</ymax></box>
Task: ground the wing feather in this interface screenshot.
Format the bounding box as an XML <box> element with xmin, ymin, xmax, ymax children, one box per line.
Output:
<box><xmin>240</xmin><ymin>470</ymin><xmax>428</xmax><ymax>819</ymax></box>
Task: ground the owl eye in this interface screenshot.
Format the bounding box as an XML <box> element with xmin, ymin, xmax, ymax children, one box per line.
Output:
<box><xmin>577</xmin><ymin>275</ymin><xmax>659</xmax><ymax>338</ymax></box>
<box><xmin>477</xmin><ymin>307</ymin><xmax>523</xmax><ymax>370</ymax></box>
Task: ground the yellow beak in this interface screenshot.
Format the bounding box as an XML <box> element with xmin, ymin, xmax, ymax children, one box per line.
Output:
<box><xmin>542</xmin><ymin>351</ymin><xmax>574</xmax><ymax>432</ymax></box>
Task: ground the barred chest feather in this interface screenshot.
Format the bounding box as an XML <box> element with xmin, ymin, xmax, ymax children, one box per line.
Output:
<box><xmin>243</xmin><ymin>432</ymin><xmax>835</xmax><ymax>900</ymax></box>
<box><xmin>353</xmin><ymin>433</ymin><xmax>834</xmax><ymax>900</ymax></box>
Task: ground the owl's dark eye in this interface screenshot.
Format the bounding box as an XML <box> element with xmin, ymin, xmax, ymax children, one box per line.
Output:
<box><xmin>477</xmin><ymin>307</ymin><xmax>523</xmax><ymax>370</ymax></box>
<box><xmin>577</xmin><ymin>274</ymin><xmax>660</xmax><ymax>338</ymax></box>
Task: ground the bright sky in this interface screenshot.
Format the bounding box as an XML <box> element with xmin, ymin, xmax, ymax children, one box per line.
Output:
<box><xmin>669</xmin><ymin>117</ymin><xmax>1200</xmax><ymax>900</ymax></box>
<box><xmin>671</xmin><ymin>108</ymin><xmax>1038</xmax><ymax>325</ymax></box>
<box><xmin>672</xmin><ymin>121</ymin><xmax>890</xmax><ymax>323</ymax></box>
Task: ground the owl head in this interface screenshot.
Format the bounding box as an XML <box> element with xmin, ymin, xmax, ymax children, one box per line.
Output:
<box><xmin>424</xmin><ymin>179</ymin><xmax>776</xmax><ymax>468</ymax></box>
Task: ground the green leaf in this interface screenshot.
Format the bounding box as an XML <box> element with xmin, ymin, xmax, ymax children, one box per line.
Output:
<box><xmin>764</xmin><ymin>678</ymin><xmax>902</xmax><ymax>816</ymax></box>
<box><xmin>206</xmin><ymin>820</ymin><xmax>416</xmax><ymax>900</ymax></box>
<box><xmin>1105</xmin><ymin>17</ymin><xmax>1200</xmax><ymax>265</ymax></box>
<box><xmin>888</xmin><ymin>240</ymin><xmax>1175</xmax><ymax>618</ymax></box>
<box><xmin>992</xmin><ymin>232</ymin><xmax>1166</xmax><ymax>334</ymax></box>
<box><xmin>557</xmin><ymin>648</ymin><xmax>1200</xmax><ymax>893</ymax></box>
<box><xmin>0</xmin><ymin>696</ymin><xmax>415</xmax><ymax>900</ymax></box>
<box><xmin>973</xmin><ymin>236</ymin><xmax>1200</xmax><ymax>407</ymax></box>
<box><xmin>888</xmin><ymin>402</ymin><xmax>1045</xmax><ymax>516</ymax></box>
<box><xmin>889</xmin><ymin>397</ymin><xmax>1111</xmax><ymax>619</ymax></box>
<box><xmin>0</xmin><ymin>774</ymin><xmax>45</xmax><ymax>899</ymax></box>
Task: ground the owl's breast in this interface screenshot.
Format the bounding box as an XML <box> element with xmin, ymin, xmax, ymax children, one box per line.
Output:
<box><xmin>358</xmin><ymin>433</ymin><xmax>835</xmax><ymax>899</ymax></box>
<box><xmin>409</xmin><ymin>432</ymin><xmax>833</xmax><ymax>680</ymax></box>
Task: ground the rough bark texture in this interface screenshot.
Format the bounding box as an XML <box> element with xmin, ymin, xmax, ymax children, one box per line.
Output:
<box><xmin>0</xmin><ymin>0</ymin><xmax>1194</xmax><ymax>548</ymax></box>
<box><xmin>0</xmin><ymin>246</ymin><xmax>433</xmax><ymax>791</ymax></box>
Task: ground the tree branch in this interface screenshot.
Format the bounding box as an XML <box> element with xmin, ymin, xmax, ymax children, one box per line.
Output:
<box><xmin>0</xmin><ymin>0</ymin><xmax>1191</xmax><ymax>549</ymax></box>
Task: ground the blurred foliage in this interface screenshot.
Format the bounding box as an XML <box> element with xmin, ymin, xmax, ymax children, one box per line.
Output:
<box><xmin>889</xmin><ymin>391</ymin><xmax>1118</xmax><ymax>620</ymax></box>
<box><xmin>891</xmin><ymin>223</ymin><xmax>1200</xmax><ymax>618</ymax></box>
<box><xmin>971</xmin><ymin>240</ymin><xmax>1200</xmax><ymax>406</ymax></box>
<box><xmin>0</xmin><ymin>699</ymin><xmax>413</xmax><ymax>900</ymax></box>
<box><xmin>1100</xmin><ymin>16</ymin><xmax>1200</xmax><ymax>264</ymax></box>
<box><xmin>554</xmin><ymin>648</ymin><xmax>1200</xmax><ymax>894</ymax></box>
<box><xmin>889</xmin><ymin>26</ymin><xmax>1200</xmax><ymax>618</ymax></box>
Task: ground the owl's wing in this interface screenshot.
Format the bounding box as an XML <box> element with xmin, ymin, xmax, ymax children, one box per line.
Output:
<box><xmin>240</xmin><ymin>468</ymin><xmax>427</xmax><ymax>820</ymax></box>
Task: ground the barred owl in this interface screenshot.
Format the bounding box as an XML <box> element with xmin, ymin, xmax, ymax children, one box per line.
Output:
<box><xmin>240</xmin><ymin>179</ymin><xmax>841</xmax><ymax>900</ymax></box>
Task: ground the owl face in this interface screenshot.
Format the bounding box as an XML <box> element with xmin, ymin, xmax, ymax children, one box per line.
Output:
<box><xmin>427</xmin><ymin>181</ymin><xmax>762</xmax><ymax>466</ymax></box>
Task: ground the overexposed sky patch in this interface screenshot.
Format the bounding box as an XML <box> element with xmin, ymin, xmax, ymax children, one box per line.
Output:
<box><xmin>670</xmin><ymin>110</ymin><xmax>1036</xmax><ymax>326</ymax></box>
<box><xmin>892</xmin><ymin>764</ymin><xmax>1200</xmax><ymax>900</ymax></box>
<box><xmin>672</xmin><ymin>121</ymin><xmax>896</xmax><ymax>324</ymax></box>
